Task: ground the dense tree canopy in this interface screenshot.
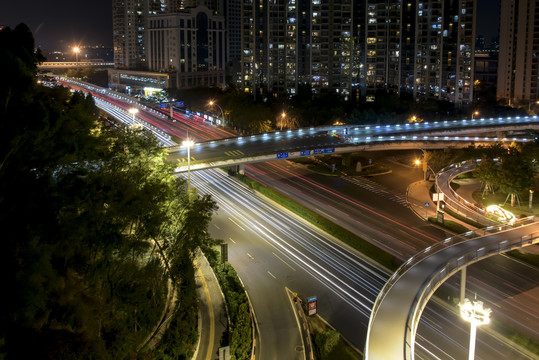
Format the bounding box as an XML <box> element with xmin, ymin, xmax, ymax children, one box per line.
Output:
<box><xmin>472</xmin><ymin>143</ymin><xmax>538</xmax><ymax>205</ymax></box>
<box><xmin>0</xmin><ymin>24</ymin><xmax>217</xmax><ymax>359</ymax></box>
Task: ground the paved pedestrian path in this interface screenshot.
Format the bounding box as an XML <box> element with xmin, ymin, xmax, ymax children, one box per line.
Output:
<box><xmin>193</xmin><ymin>249</ymin><xmax>228</xmax><ymax>360</ymax></box>
<box><xmin>406</xmin><ymin>180</ymin><xmax>476</xmax><ymax>231</ymax></box>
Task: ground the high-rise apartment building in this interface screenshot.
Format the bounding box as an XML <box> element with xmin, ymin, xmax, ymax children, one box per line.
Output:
<box><xmin>146</xmin><ymin>7</ymin><xmax>226</xmax><ymax>88</ymax></box>
<box><xmin>240</xmin><ymin>0</ymin><xmax>356</xmax><ymax>99</ymax></box>
<box><xmin>497</xmin><ymin>0</ymin><xmax>539</xmax><ymax>107</ymax></box>
<box><xmin>112</xmin><ymin>0</ymin><xmax>226</xmax><ymax>92</ymax></box>
<box><xmin>240</xmin><ymin>0</ymin><xmax>475</xmax><ymax>105</ymax></box>
<box><xmin>310</xmin><ymin>0</ymin><xmax>354</xmax><ymax>97</ymax></box>
<box><xmin>364</xmin><ymin>0</ymin><xmax>476</xmax><ymax>106</ymax></box>
<box><xmin>364</xmin><ymin>0</ymin><xmax>403</xmax><ymax>98</ymax></box>
<box><xmin>113</xmin><ymin>0</ymin><xmax>147</xmax><ymax>69</ymax></box>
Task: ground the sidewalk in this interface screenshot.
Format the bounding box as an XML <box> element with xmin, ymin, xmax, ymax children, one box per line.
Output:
<box><xmin>406</xmin><ymin>180</ymin><xmax>476</xmax><ymax>231</ymax></box>
<box><xmin>193</xmin><ymin>249</ymin><xmax>228</xmax><ymax>360</ymax></box>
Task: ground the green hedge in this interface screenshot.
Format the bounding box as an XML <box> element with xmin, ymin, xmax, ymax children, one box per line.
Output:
<box><xmin>202</xmin><ymin>246</ymin><xmax>253</xmax><ymax>360</ymax></box>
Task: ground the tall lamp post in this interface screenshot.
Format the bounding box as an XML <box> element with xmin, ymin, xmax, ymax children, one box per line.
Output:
<box><xmin>73</xmin><ymin>46</ymin><xmax>80</xmax><ymax>62</ymax></box>
<box><xmin>183</xmin><ymin>137</ymin><xmax>194</xmax><ymax>193</ymax></box>
<box><xmin>459</xmin><ymin>297</ymin><xmax>491</xmax><ymax>360</ymax></box>
<box><xmin>128</xmin><ymin>108</ymin><xmax>139</xmax><ymax>122</ymax></box>
<box><xmin>209</xmin><ymin>100</ymin><xmax>225</xmax><ymax>127</ymax></box>
<box><xmin>471</xmin><ymin>110</ymin><xmax>479</xmax><ymax>119</ymax></box>
<box><xmin>279</xmin><ymin>111</ymin><xmax>286</xmax><ymax>130</ymax></box>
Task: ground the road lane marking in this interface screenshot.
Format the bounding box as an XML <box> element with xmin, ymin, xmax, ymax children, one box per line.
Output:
<box><xmin>214</xmin><ymin>224</ymin><xmax>221</xmax><ymax>230</ymax></box>
<box><xmin>228</xmin><ymin>237</ymin><xmax>236</xmax><ymax>244</ymax></box>
<box><xmin>267</xmin><ymin>271</ymin><xmax>276</xmax><ymax>279</ymax></box>
<box><xmin>228</xmin><ymin>217</ymin><xmax>245</xmax><ymax>231</ymax></box>
<box><xmin>272</xmin><ymin>252</ymin><xmax>296</xmax><ymax>271</ymax></box>
<box><xmin>246</xmin><ymin>253</ymin><xmax>254</xmax><ymax>260</ymax></box>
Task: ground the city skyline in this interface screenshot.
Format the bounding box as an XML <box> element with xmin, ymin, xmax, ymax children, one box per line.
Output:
<box><xmin>1</xmin><ymin>0</ymin><xmax>499</xmax><ymax>51</ymax></box>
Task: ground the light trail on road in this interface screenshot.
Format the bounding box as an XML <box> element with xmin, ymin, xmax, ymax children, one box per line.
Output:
<box><xmin>186</xmin><ymin>167</ymin><xmax>537</xmax><ymax>359</ymax></box>
<box><xmin>186</xmin><ymin>169</ymin><xmax>483</xmax><ymax>358</ymax></box>
<box><xmin>245</xmin><ymin>161</ymin><xmax>438</xmax><ymax>259</ymax></box>
<box><xmin>192</xmin><ymin>169</ymin><xmax>388</xmax><ymax>317</ymax></box>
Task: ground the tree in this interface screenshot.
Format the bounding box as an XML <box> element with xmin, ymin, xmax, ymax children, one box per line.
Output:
<box><xmin>424</xmin><ymin>149</ymin><xmax>458</xmax><ymax>174</ymax></box>
<box><xmin>473</xmin><ymin>157</ymin><xmax>499</xmax><ymax>197</ymax></box>
<box><xmin>498</xmin><ymin>147</ymin><xmax>536</xmax><ymax>207</ymax></box>
<box><xmin>0</xmin><ymin>24</ymin><xmax>218</xmax><ymax>359</ymax></box>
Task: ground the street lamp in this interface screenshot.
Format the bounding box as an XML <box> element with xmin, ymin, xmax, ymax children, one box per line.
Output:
<box><xmin>279</xmin><ymin>111</ymin><xmax>286</xmax><ymax>130</ymax></box>
<box><xmin>471</xmin><ymin>111</ymin><xmax>479</xmax><ymax>119</ymax></box>
<box><xmin>459</xmin><ymin>297</ymin><xmax>491</xmax><ymax>360</ymax></box>
<box><xmin>208</xmin><ymin>100</ymin><xmax>225</xmax><ymax>127</ymax></box>
<box><xmin>529</xmin><ymin>100</ymin><xmax>539</xmax><ymax>113</ymax></box>
<box><xmin>128</xmin><ymin>108</ymin><xmax>139</xmax><ymax>122</ymax></box>
<box><xmin>73</xmin><ymin>46</ymin><xmax>80</xmax><ymax>62</ymax></box>
<box><xmin>182</xmin><ymin>137</ymin><xmax>195</xmax><ymax>193</ymax></box>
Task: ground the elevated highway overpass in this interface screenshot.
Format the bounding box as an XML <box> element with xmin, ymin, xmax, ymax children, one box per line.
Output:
<box><xmin>170</xmin><ymin>115</ymin><xmax>539</xmax><ymax>172</ymax></box>
<box><xmin>58</xmin><ymin>77</ymin><xmax>539</xmax><ymax>173</ymax></box>
<box><xmin>38</xmin><ymin>61</ymin><xmax>114</xmax><ymax>69</ymax></box>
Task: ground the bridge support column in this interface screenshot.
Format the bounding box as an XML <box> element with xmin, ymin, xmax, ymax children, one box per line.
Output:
<box><xmin>238</xmin><ymin>164</ymin><xmax>245</xmax><ymax>175</ymax></box>
<box><xmin>460</xmin><ymin>266</ymin><xmax>467</xmax><ymax>303</ymax></box>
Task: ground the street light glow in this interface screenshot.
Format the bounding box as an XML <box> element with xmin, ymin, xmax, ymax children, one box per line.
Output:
<box><xmin>208</xmin><ymin>100</ymin><xmax>225</xmax><ymax>127</ymax></box>
<box><xmin>128</xmin><ymin>108</ymin><xmax>139</xmax><ymax>121</ymax></box>
<box><xmin>73</xmin><ymin>46</ymin><xmax>80</xmax><ymax>62</ymax></box>
<box><xmin>459</xmin><ymin>297</ymin><xmax>491</xmax><ymax>360</ymax></box>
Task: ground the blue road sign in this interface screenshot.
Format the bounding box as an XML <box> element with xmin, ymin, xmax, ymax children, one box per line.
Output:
<box><xmin>314</xmin><ymin>149</ymin><xmax>324</xmax><ymax>155</ymax></box>
<box><xmin>300</xmin><ymin>150</ymin><xmax>311</xmax><ymax>156</ymax></box>
<box><xmin>277</xmin><ymin>152</ymin><xmax>289</xmax><ymax>159</ymax></box>
<box><xmin>324</xmin><ymin>148</ymin><xmax>335</xmax><ymax>154</ymax></box>
<box><xmin>425</xmin><ymin>202</ymin><xmax>430</xmax><ymax>207</ymax></box>
<box><xmin>159</xmin><ymin>102</ymin><xmax>167</xmax><ymax>109</ymax></box>
<box><xmin>175</xmin><ymin>101</ymin><xmax>184</xmax><ymax>107</ymax></box>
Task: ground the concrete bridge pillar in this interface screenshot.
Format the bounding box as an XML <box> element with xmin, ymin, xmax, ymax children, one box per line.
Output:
<box><xmin>238</xmin><ymin>164</ymin><xmax>245</xmax><ymax>175</ymax></box>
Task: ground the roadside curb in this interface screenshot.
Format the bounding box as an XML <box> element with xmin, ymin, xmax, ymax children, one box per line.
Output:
<box><xmin>192</xmin><ymin>248</ymin><xmax>230</xmax><ymax>360</ymax></box>
<box><xmin>287</xmin><ymin>288</ymin><xmax>312</xmax><ymax>360</ymax></box>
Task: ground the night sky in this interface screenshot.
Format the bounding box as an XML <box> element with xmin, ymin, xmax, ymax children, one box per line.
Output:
<box><xmin>1</xmin><ymin>0</ymin><xmax>499</xmax><ymax>51</ymax></box>
<box><xmin>0</xmin><ymin>0</ymin><xmax>113</xmax><ymax>50</ymax></box>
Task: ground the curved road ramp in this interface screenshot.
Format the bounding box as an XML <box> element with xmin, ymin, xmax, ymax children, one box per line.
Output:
<box><xmin>364</xmin><ymin>218</ymin><xmax>539</xmax><ymax>360</ymax></box>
